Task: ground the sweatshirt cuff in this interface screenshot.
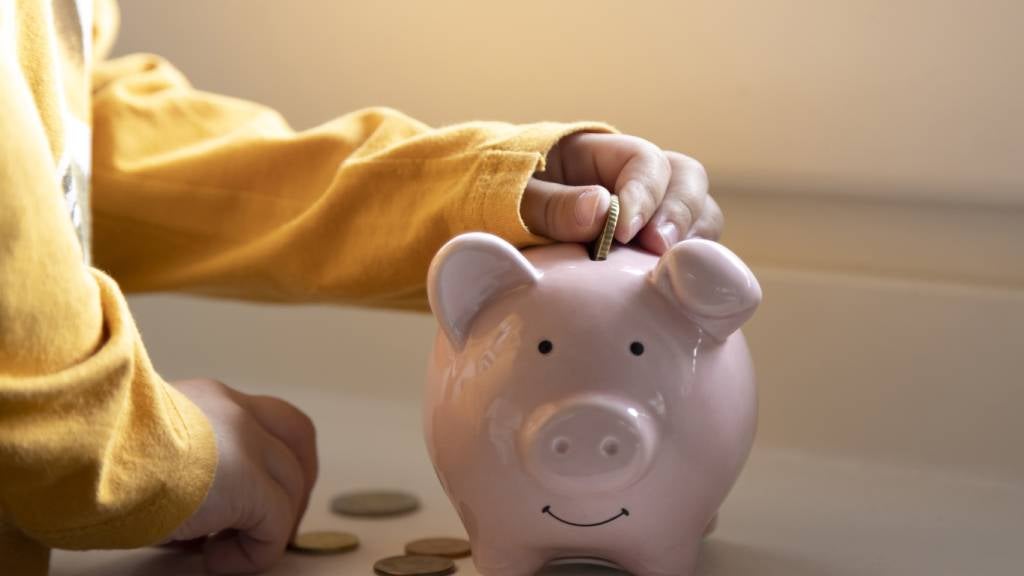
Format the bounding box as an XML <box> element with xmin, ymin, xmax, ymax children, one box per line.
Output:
<box><xmin>471</xmin><ymin>121</ymin><xmax>617</xmax><ymax>248</ymax></box>
<box><xmin>28</xmin><ymin>270</ymin><xmax>217</xmax><ymax>550</ymax></box>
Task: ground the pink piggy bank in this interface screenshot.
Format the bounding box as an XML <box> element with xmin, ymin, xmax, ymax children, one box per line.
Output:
<box><xmin>424</xmin><ymin>232</ymin><xmax>762</xmax><ymax>576</ymax></box>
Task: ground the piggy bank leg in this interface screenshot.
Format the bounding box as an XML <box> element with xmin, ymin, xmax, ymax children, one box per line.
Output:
<box><xmin>471</xmin><ymin>544</ymin><xmax>548</xmax><ymax>576</ymax></box>
<box><xmin>614</xmin><ymin>542</ymin><xmax>701</xmax><ymax>576</ymax></box>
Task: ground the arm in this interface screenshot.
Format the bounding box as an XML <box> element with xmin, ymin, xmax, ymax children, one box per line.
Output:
<box><xmin>0</xmin><ymin>40</ymin><xmax>216</xmax><ymax>563</ymax></box>
<box><xmin>91</xmin><ymin>54</ymin><xmax>613</xmax><ymax>310</ymax></box>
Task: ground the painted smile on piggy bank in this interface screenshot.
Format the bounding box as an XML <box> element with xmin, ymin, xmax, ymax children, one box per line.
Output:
<box><xmin>542</xmin><ymin>505</ymin><xmax>630</xmax><ymax>527</ymax></box>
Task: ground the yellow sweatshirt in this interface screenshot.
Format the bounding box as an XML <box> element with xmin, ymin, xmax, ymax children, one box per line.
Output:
<box><xmin>0</xmin><ymin>1</ymin><xmax>611</xmax><ymax>573</ymax></box>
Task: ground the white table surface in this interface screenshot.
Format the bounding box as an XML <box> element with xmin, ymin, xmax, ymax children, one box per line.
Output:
<box><xmin>51</xmin><ymin>385</ymin><xmax>1024</xmax><ymax>576</ymax></box>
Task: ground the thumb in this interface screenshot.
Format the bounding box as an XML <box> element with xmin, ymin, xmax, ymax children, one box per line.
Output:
<box><xmin>521</xmin><ymin>178</ymin><xmax>611</xmax><ymax>242</ymax></box>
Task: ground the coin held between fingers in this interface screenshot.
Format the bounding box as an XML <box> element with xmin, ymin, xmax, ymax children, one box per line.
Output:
<box><xmin>592</xmin><ymin>194</ymin><xmax>619</xmax><ymax>261</ymax></box>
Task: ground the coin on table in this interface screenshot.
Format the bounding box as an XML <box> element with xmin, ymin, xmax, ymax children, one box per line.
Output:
<box><xmin>374</xmin><ymin>555</ymin><xmax>456</xmax><ymax>576</ymax></box>
<box><xmin>289</xmin><ymin>530</ymin><xmax>360</xmax><ymax>554</ymax></box>
<box><xmin>592</xmin><ymin>194</ymin><xmax>620</xmax><ymax>261</ymax></box>
<box><xmin>331</xmin><ymin>489</ymin><xmax>420</xmax><ymax>517</ymax></box>
<box><xmin>404</xmin><ymin>537</ymin><xmax>471</xmax><ymax>559</ymax></box>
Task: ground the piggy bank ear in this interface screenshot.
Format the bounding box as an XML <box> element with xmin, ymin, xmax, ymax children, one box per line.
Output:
<box><xmin>427</xmin><ymin>232</ymin><xmax>540</xmax><ymax>350</ymax></box>
<box><xmin>648</xmin><ymin>239</ymin><xmax>762</xmax><ymax>342</ymax></box>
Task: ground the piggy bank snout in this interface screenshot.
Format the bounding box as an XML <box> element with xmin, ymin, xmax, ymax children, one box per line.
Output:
<box><xmin>519</xmin><ymin>395</ymin><xmax>658</xmax><ymax>495</ymax></box>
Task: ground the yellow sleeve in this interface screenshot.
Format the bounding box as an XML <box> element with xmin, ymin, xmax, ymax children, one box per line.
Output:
<box><xmin>0</xmin><ymin>25</ymin><xmax>216</xmax><ymax>569</ymax></box>
<box><xmin>90</xmin><ymin>54</ymin><xmax>614</xmax><ymax>310</ymax></box>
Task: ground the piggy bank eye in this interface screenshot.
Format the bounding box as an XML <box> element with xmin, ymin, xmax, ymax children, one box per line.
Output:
<box><xmin>630</xmin><ymin>341</ymin><xmax>645</xmax><ymax>356</ymax></box>
<box><xmin>538</xmin><ymin>340</ymin><xmax>554</xmax><ymax>355</ymax></box>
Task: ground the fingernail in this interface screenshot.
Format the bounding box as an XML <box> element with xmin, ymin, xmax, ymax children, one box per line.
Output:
<box><xmin>574</xmin><ymin>188</ymin><xmax>601</xmax><ymax>228</ymax></box>
<box><xmin>657</xmin><ymin>221</ymin><xmax>680</xmax><ymax>250</ymax></box>
<box><xmin>625</xmin><ymin>215</ymin><xmax>644</xmax><ymax>240</ymax></box>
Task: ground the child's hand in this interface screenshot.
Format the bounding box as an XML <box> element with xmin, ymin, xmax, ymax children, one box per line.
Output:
<box><xmin>521</xmin><ymin>133</ymin><xmax>723</xmax><ymax>254</ymax></box>
<box><xmin>169</xmin><ymin>379</ymin><xmax>318</xmax><ymax>574</ymax></box>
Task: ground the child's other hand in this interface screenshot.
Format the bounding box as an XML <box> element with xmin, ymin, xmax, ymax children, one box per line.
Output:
<box><xmin>169</xmin><ymin>379</ymin><xmax>318</xmax><ymax>574</ymax></box>
<box><xmin>521</xmin><ymin>133</ymin><xmax>723</xmax><ymax>254</ymax></box>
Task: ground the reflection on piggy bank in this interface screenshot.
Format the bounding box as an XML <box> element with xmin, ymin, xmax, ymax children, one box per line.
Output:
<box><xmin>424</xmin><ymin>233</ymin><xmax>762</xmax><ymax>576</ymax></box>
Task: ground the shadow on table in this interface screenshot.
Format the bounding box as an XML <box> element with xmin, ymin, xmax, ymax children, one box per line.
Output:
<box><xmin>71</xmin><ymin>548</ymin><xmax>205</xmax><ymax>576</ymax></box>
<box><xmin>536</xmin><ymin>539</ymin><xmax>827</xmax><ymax>576</ymax></box>
<box><xmin>58</xmin><ymin>538</ymin><xmax>828</xmax><ymax>576</ymax></box>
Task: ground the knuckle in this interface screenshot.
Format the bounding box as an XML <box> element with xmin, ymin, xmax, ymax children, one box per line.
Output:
<box><xmin>292</xmin><ymin>411</ymin><xmax>317</xmax><ymax>448</ymax></box>
<box><xmin>271</xmin><ymin>398</ymin><xmax>318</xmax><ymax>448</ymax></box>
<box><xmin>223</xmin><ymin>401</ymin><xmax>253</xmax><ymax>428</ymax></box>
<box><xmin>629</xmin><ymin>149</ymin><xmax>671</xmax><ymax>207</ymax></box>
<box><xmin>275</xmin><ymin>397</ymin><xmax>311</xmax><ymax>423</ymax></box>
<box><xmin>623</xmin><ymin>187</ymin><xmax>656</xmax><ymax>220</ymax></box>
<box><xmin>674</xmin><ymin>186</ymin><xmax>705</xmax><ymax>215</ymax></box>
<box><xmin>641</xmin><ymin>190</ymin><xmax>660</xmax><ymax>217</ymax></box>
<box><xmin>203</xmin><ymin>378</ymin><xmax>229</xmax><ymax>393</ymax></box>
<box><xmin>625</xmin><ymin>135</ymin><xmax>659</xmax><ymax>156</ymax></box>
<box><xmin>707</xmin><ymin>202</ymin><xmax>726</xmax><ymax>237</ymax></box>
<box><xmin>181</xmin><ymin>377</ymin><xmax>226</xmax><ymax>391</ymax></box>
<box><xmin>635</xmin><ymin>141</ymin><xmax>670</xmax><ymax>173</ymax></box>
<box><xmin>654</xmin><ymin>148</ymin><xmax>672</xmax><ymax>175</ymax></box>
<box><xmin>661</xmin><ymin>196</ymin><xmax>694</xmax><ymax>227</ymax></box>
<box><xmin>668</xmin><ymin>151</ymin><xmax>708</xmax><ymax>181</ymax></box>
<box><xmin>200</xmin><ymin>379</ymin><xmax>241</xmax><ymax>404</ymax></box>
<box><xmin>615</xmin><ymin>133</ymin><xmax>649</xmax><ymax>151</ymax></box>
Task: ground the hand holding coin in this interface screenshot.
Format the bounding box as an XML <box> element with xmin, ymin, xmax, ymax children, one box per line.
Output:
<box><xmin>522</xmin><ymin>133</ymin><xmax>722</xmax><ymax>254</ymax></box>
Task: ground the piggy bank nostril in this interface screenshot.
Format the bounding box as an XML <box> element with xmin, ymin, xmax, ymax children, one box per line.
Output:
<box><xmin>552</xmin><ymin>437</ymin><xmax>571</xmax><ymax>455</ymax></box>
<box><xmin>600</xmin><ymin>437</ymin><xmax>620</xmax><ymax>457</ymax></box>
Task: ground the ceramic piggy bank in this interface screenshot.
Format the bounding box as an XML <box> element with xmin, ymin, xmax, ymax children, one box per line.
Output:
<box><xmin>423</xmin><ymin>232</ymin><xmax>762</xmax><ymax>576</ymax></box>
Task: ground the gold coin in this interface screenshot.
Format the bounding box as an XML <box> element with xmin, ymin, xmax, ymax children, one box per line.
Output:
<box><xmin>374</xmin><ymin>555</ymin><xmax>456</xmax><ymax>576</ymax></box>
<box><xmin>289</xmin><ymin>530</ymin><xmax>360</xmax><ymax>554</ymax></box>
<box><xmin>331</xmin><ymin>489</ymin><xmax>420</xmax><ymax>517</ymax></box>
<box><xmin>592</xmin><ymin>194</ymin><xmax>620</xmax><ymax>261</ymax></box>
<box><xmin>404</xmin><ymin>537</ymin><xmax>471</xmax><ymax>559</ymax></box>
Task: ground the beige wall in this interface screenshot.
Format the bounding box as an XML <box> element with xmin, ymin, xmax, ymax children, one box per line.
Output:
<box><xmin>112</xmin><ymin>1</ymin><xmax>1024</xmax><ymax>481</ymax></box>
<box><xmin>113</xmin><ymin>0</ymin><xmax>1023</xmax><ymax>205</ymax></box>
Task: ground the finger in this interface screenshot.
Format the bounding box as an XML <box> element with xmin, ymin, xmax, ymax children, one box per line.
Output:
<box><xmin>634</xmin><ymin>151</ymin><xmax>709</xmax><ymax>254</ymax></box>
<box><xmin>239</xmin><ymin>395</ymin><xmax>319</xmax><ymax>537</ymax></box>
<box><xmin>612</xmin><ymin>145</ymin><xmax>671</xmax><ymax>244</ymax></box>
<box><xmin>261</xmin><ymin>427</ymin><xmax>307</xmax><ymax>533</ymax></box>
<box><xmin>202</xmin><ymin>468</ymin><xmax>295</xmax><ymax>574</ymax></box>
<box><xmin>521</xmin><ymin>178</ymin><xmax>611</xmax><ymax>242</ymax></box>
<box><xmin>687</xmin><ymin>194</ymin><xmax>724</xmax><ymax>241</ymax></box>
<box><xmin>558</xmin><ymin>133</ymin><xmax>671</xmax><ymax>244</ymax></box>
